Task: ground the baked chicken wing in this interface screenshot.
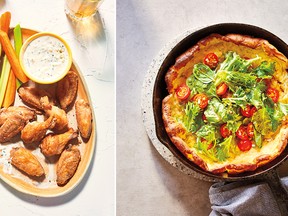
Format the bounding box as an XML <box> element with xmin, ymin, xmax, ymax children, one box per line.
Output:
<box><xmin>21</xmin><ymin>115</ymin><xmax>57</xmax><ymax>144</ymax></box>
<box><xmin>10</xmin><ymin>147</ymin><xmax>45</xmax><ymax>177</ymax></box>
<box><xmin>56</xmin><ymin>144</ymin><xmax>81</xmax><ymax>186</ymax></box>
<box><xmin>40</xmin><ymin>96</ymin><xmax>68</xmax><ymax>131</ymax></box>
<box><xmin>40</xmin><ymin>128</ymin><xmax>78</xmax><ymax>156</ymax></box>
<box><xmin>18</xmin><ymin>86</ymin><xmax>54</xmax><ymax>110</ymax></box>
<box><xmin>75</xmin><ymin>99</ymin><xmax>92</xmax><ymax>139</ymax></box>
<box><xmin>0</xmin><ymin>106</ymin><xmax>36</xmax><ymax>125</ymax></box>
<box><xmin>56</xmin><ymin>71</ymin><xmax>78</xmax><ymax>110</ymax></box>
<box><xmin>0</xmin><ymin>106</ymin><xmax>36</xmax><ymax>143</ymax></box>
<box><xmin>0</xmin><ymin>115</ymin><xmax>25</xmax><ymax>143</ymax></box>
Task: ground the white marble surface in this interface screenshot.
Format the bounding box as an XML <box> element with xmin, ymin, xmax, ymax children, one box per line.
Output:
<box><xmin>0</xmin><ymin>0</ymin><xmax>115</xmax><ymax>215</ymax></box>
<box><xmin>117</xmin><ymin>0</ymin><xmax>288</xmax><ymax>215</ymax></box>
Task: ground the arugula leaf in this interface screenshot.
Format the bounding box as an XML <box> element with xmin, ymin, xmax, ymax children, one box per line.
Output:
<box><xmin>193</xmin><ymin>63</ymin><xmax>215</xmax><ymax>84</ymax></box>
<box><xmin>216</xmin><ymin>136</ymin><xmax>238</xmax><ymax>162</ymax></box>
<box><xmin>254</xmin><ymin>129</ymin><xmax>262</xmax><ymax>148</ymax></box>
<box><xmin>186</xmin><ymin>75</ymin><xmax>208</xmax><ymax>95</ymax></box>
<box><xmin>196</xmin><ymin>124</ymin><xmax>219</xmax><ymax>143</ymax></box>
<box><xmin>253</xmin><ymin>61</ymin><xmax>275</xmax><ymax>78</ymax></box>
<box><xmin>204</xmin><ymin>98</ymin><xmax>226</xmax><ymax>124</ymax></box>
<box><xmin>222</xmin><ymin>87</ymin><xmax>248</xmax><ymax>109</ymax></box>
<box><xmin>219</xmin><ymin>51</ymin><xmax>260</xmax><ymax>72</ymax></box>
<box><xmin>248</xmin><ymin>85</ymin><xmax>265</xmax><ymax>109</ymax></box>
<box><xmin>194</xmin><ymin>137</ymin><xmax>218</xmax><ymax>162</ymax></box>
<box><xmin>183</xmin><ymin>101</ymin><xmax>202</xmax><ymax>132</ymax></box>
<box><xmin>252</xmin><ymin>108</ymin><xmax>273</xmax><ymax>135</ymax></box>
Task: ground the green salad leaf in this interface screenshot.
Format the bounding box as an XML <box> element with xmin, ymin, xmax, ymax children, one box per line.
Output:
<box><xmin>193</xmin><ymin>63</ymin><xmax>215</xmax><ymax>84</ymax></box>
<box><xmin>183</xmin><ymin>101</ymin><xmax>202</xmax><ymax>132</ymax></box>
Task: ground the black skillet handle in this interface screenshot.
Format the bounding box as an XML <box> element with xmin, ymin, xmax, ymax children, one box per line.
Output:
<box><xmin>262</xmin><ymin>169</ymin><xmax>288</xmax><ymax>216</ymax></box>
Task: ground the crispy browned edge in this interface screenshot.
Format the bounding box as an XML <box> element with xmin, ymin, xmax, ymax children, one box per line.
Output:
<box><xmin>162</xmin><ymin>33</ymin><xmax>288</xmax><ymax>174</ymax></box>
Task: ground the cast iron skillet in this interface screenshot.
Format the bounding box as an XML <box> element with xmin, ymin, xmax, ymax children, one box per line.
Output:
<box><xmin>153</xmin><ymin>23</ymin><xmax>288</xmax><ymax>215</ymax></box>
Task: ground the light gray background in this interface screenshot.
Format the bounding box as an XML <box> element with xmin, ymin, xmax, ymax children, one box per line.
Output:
<box><xmin>117</xmin><ymin>1</ymin><xmax>288</xmax><ymax>215</ymax></box>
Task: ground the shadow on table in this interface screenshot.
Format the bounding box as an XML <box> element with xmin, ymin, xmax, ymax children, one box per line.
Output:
<box><xmin>66</xmin><ymin>11</ymin><xmax>106</xmax><ymax>47</ymax></box>
<box><xmin>148</xmin><ymin>138</ymin><xmax>213</xmax><ymax>215</ymax></box>
<box><xmin>1</xmin><ymin>134</ymin><xmax>97</xmax><ymax>206</ymax></box>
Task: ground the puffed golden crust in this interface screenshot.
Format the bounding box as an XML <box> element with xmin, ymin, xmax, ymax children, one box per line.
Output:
<box><xmin>162</xmin><ymin>33</ymin><xmax>288</xmax><ymax>174</ymax></box>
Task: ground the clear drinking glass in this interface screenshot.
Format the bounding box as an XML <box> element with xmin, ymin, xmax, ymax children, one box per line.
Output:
<box><xmin>65</xmin><ymin>0</ymin><xmax>104</xmax><ymax>21</ymax></box>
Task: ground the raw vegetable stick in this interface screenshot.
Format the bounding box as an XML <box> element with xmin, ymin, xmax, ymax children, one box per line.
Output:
<box><xmin>0</xmin><ymin>12</ymin><xmax>11</xmax><ymax>34</ymax></box>
<box><xmin>0</xmin><ymin>56</ymin><xmax>11</xmax><ymax>107</ymax></box>
<box><xmin>2</xmin><ymin>69</ymin><xmax>16</xmax><ymax>107</ymax></box>
<box><xmin>13</xmin><ymin>24</ymin><xmax>23</xmax><ymax>88</ymax></box>
<box><xmin>0</xmin><ymin>30</ymin><xmax>28</xmax><ymax>83</ymax></box>
<box><xmin>0</xmin><ymin>11</ymin><xmax>11</xmax><ymax>54</ymax></box>
<box><xmin>3</xmin><ymin>24</ymin><xmax>22</xmax><ymax>106</ymax></box>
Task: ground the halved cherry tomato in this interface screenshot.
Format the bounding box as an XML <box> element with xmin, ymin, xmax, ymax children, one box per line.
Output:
<box><xmin>175</xmin><ymin>84</ymin><xmax>191</xmax><ymax>101</ymax></box>
<box><xmin>202</xmin><ymin>114</ymin><xmax>207</xmax><ymax>121</ymax></box>
<box><xmin>247</xmin><ymin>122</ymin><xmax>254</xmax><ymax>138</ymax></box>
<box><xmin>201</xmin><ymin>138</ymin><xmax>213</xmax><ymax>150</ymax></box>
<box><xmin>192</xmin><ymin>93</ymin><xmax>209</xmax><ymax>109</ymax></box>
<box><xmin>236</xmin><ymin>125</ymin><xmax>249</xmax><ymax>140</ymax></box>
<box><xmin>203</xmin><ymin>53</ymin><xmax>219</xmax><ymax>69</ymax></box>
<box><xmin>220</xmin><ymin>123</ymin><xmax>232</xmax><ymax>138</ymax></box>
<box><xmin>216</xmin><ymin>83</ymin><xmax>228</xmax><ymax>96</ymax></box>
<box><xmin>207</xmin><ymin>142</ymin><xmax>214</xmax><ymax>150</ymax></box>
<box><xmin>237</xmin><ymin>139</ymin><xmax>252</xmax><ymax>151</ymax></box>
<box><xmin>266</xmin><ymin>87</ymin><xmax>279</xmax><ymax>103</ymax></box>
<box><xmin>240</xmin><ymin>105</ymin><xmax>257</xmax><ymax>118</ymax></box>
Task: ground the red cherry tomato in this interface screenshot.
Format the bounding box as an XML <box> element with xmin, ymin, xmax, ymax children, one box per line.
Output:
<box><xmin>203</xmin><ymin>53</ymin><xmax>219</xmax><ymax>69</ymax></box>
<box><xmin>192</xmin><ymin>93</ymin><xmax>209</xmax><ymax>109</ymax></box>
<box><xmin>207</xmin><ymin>142</ymin><xmax>214</xmax><ymax>150</ymax></box>
<box><xmin>266</xmin><ymin>87</ymin><xmax>279</xmax><ymax>103</ymax></box>
<box><xmin>240</xmin><ymin>105</ymin><xmax>257</xmax><ymax>118</ymax></box>
<box><xmin>237</xmin><ymin>139</ymin><xmax>252</xmax><ymax>151</ymax></box>
<box><xmin>236</xmin><ymin>125</ymin><xmax>249</xmax><ymax>140</ymax></box>
<box><xmin>220</xmin><ymin>123</ymin><xmax>232</xmax><ymax>138</ymax></box>
<box><xmin>202</xmin><ymin>114</ymin><xmax>207</xmax><ymax>121</ymax></box>
<box><xmin>250</xmin><ymin>106</ymin><xmax>257</xmax><ymax>116</ymax></box>
<box><xmin>175</xmin><ymin>84</ymin><xmax>191</xmax><ymax>101</ymax></box>
<box><xmin>247</xmin><ymin>122</ymin><xmax>254</xmax><ymax>138</ymax></box>
<box><xmin>216</xmin><ymin>83</ymin><xmax>228</xmax><ymax>96</ymax></box>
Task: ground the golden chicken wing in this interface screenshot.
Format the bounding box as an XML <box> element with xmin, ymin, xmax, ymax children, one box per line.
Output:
<box><xmin>75</xmin><ymin>99</ymin><xmax>92</xmax><ymax>139</ymax></box>
<box><xmin>0</xmin><ymin>106</ymin><xmax>36</xmax><ymax>125</ymax></box>
<box><xmin>40</xmin><ymin>96</ymin><xmax>68</xmax><ymax>131</ymax></box>
<box><xmin>40</xmin><ymin>128</ymin><xmax>78</xmax><ymax>156</ymax></box>
<box><xmin>21</xmin><ymin>115</ymin><xmax>57</xmax><ymax>144</ymax></box>
<box><xmin>0</xmin><ymin>115</ymin><xmax>26</xmax><ymax>143</ymax></box>
<box><xmin>18</xmin><ymin>86</ymin><xmax>54</xmax><ymax>110</ymax></box>
<box><xmin>56</xmin><ymin>144</ymin><xmax>81</xmax><ymax>186</ymax></box>
<box><xmin>10</xmin><ymin>147</ymin><xmax>45</xmax><ymax>177</ymax></box>
<box><xmin>56</xmin><ymin>71</ymin><xmax>78</xmax><ymax>110</ymax></box>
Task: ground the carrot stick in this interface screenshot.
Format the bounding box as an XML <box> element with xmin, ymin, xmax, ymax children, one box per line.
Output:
<box><xmin>0</xmin><ymin>29</ymin><xmax>29</xmax><ymax>83</ymax></box>
<box><xmin>2</xmin><ymin>69</ymin><xmax>16</xmax><ymax>107</ymax></box>
<box><xmin>0</xmin><ymin>11</ymin><xmax>11</xmax><ymax>34</ymax></box>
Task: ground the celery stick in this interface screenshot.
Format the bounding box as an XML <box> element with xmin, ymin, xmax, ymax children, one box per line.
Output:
<box><xmin>0</xmin><ymin>55</ymin><xmax>11</xmax><ymax>107</ymax></box>
<box><xmin>13</xmin><ymin>24</ymin><xmax>22</xmax><ymax>87</ymax></box>
<box><xmin>14</xmin><ymin>24</ymin><xmax>22</xmax><ymax>57</ymax></box>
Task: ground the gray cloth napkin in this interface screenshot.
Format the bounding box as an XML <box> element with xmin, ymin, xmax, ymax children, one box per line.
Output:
<box><xmin>209</xmin><ymin>176</ymin><xmax>288</xmax><ymax>216</ymax></box>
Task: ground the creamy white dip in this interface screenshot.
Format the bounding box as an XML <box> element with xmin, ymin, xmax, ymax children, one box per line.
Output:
<box><xmin>23</xmin><ymin>35</ymin><xmax>70</xmax><ymax>83</ymax></box>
